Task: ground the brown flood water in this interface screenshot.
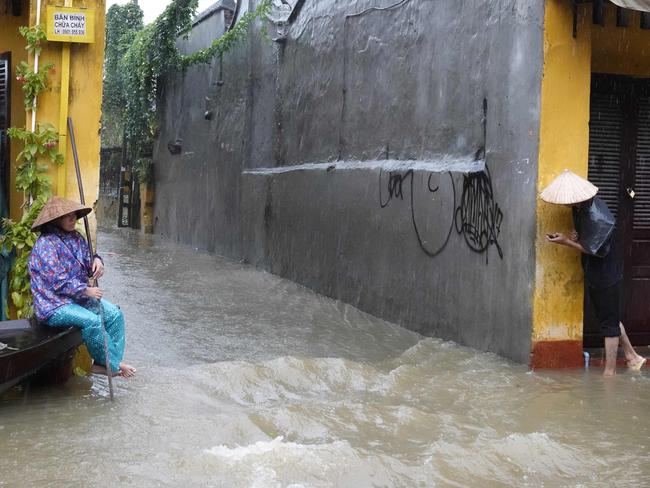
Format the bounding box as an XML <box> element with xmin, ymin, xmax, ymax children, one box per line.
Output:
<box><xmin>1</xmin><ymin>228</ymin><xmax>649</xmax><ymax>487</ymax></box>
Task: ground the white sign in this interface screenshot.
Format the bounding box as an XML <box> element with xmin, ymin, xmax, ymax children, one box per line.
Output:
<box><xmin>53</xmin><ymin>12</ymin><xmax>87</xmax><ymax>37</ymax></box>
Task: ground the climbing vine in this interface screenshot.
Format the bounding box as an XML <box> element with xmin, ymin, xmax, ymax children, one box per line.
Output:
<box><xmin>15</xmin><ymin>26</ymin><xmax>53</xmax><ymax>110</ymax></box>
<box><xmin>103</xmin><ymin>0</ymin><xmax>272</xmax><ymax>163</ymax></box>
<box><xmin>181</xmin><ymin>1</ymin><xmax>273</xmax><ymax>67</ymax></box>
<box><xmin>1</xmin><ymin>26</ymin><xmax>63</xmax><ymax>318</ymax></box>
<box><xmin>16</xmin><ymin>61</ymin><xmax>54</xmax><ymax>110</ymax></box>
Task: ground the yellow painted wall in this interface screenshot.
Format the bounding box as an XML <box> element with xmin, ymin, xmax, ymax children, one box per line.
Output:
<box><xmin>7</xmin><ymin>0</ymin><xmax>105</xmax><ymax>229</ymax></box>
<box><xmin>533</xmin><ymin>0</ymin><xmax>592</xmax><ymax>345</ymax></box>
<box><xmin>592</xmin><ymin>5</ymin><xmax>650</xmax><ymax>77</ymax></box>
<box><xmin>534</xmin><ymin>1</ymin><xmax>650</xmax><ymax>355</ymax></box>
<box><xmin>1</xmin><ymin>0</ymin><xmax>29</xmax><ymax>219</ymax></box>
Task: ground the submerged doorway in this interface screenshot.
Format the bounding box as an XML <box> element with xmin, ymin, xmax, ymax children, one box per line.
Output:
<box><xmin>585</xmin><ymin>74</ymin><xmax>650</xmax><ymax>347</ymax></box>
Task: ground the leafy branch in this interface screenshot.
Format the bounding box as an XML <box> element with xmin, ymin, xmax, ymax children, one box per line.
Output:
<box><xmin>19</xmin><ymin>25</ymin><xmax>47</xmax><ymax>56</ymax></box>
<box><xmin>16</xmin><ymin>61</ymin><xmax>54</xmax><ymax>110</ymax></box>
<box><xmin>8</xmin><ymin>124</ymin><xmax>63</xmax><ymax>197</ymax></box>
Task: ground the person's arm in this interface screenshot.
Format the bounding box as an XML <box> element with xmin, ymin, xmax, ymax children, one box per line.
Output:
<box><xmin>546</xmin><ymin>232</ymin><xmax>590</xmax><ymax>254</ymax></box>
<box><xmin>77</xmin><ymin>232</ymin><xmax>104</xmax><ymax>279</ymax></box>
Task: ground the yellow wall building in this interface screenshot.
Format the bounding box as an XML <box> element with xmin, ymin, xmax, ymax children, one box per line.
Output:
<box><xmin>0</xmin><ymin>0</ymin><xmax>105</xmax><ymax>221</ymax></box>
<box><xmin>533</xmin><ymin>0</ymin><xmax>650</xmax><ymax>367</ymax></box>
<box><xmin>1</xmin><ymin>0</ymin><xmax>105</xmax><ymax>319</ymax></box>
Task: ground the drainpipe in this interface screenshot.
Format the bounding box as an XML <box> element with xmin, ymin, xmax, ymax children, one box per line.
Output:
<box><xmin>30</xmin><ymin>0</ymin><xmax>42</xmax><ymax>132</ymax></box>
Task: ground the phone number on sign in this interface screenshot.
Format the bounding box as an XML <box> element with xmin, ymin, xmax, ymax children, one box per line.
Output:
<box><xmin>55</xmin><ymin>29</ymin><xmax>85</xmax><ymax>35</ymax></box>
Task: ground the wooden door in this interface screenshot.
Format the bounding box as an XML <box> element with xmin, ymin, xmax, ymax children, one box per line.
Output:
<box><xmin>585</xmin><ymin>74</ymin><xmax>650</xmax><ymax>347</ymax></box>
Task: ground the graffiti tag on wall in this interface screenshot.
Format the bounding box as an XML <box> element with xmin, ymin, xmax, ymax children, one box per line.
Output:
<box><xmin>379</xmin><ymin>165</ymin><xmax>503</xmax><ymax>263</ymax></box>
<box><xmin>454</xmin><ymin>166</ymin><xmax>503</xmax><ymax>263</ymax></box>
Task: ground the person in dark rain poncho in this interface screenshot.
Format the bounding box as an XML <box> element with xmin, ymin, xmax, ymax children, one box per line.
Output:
<box><xmin>542</xmin><ymin>170</ymin><xmax>646</xmax><ymax>376</ymax></box>
<box><xmin>28</xmin><ymin>197</ymin><xmax>136</xmax><ymax>378</ymax></box>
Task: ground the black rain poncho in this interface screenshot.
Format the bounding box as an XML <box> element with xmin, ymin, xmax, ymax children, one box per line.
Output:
<box><xmin>573</xmin><ymin>197</ymin><xmax>622</xmax><ymax>288</ymax></box>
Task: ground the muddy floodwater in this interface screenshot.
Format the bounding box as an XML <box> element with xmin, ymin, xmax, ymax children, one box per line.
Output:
<box><xmin>1</xmin><ymin>228</ymin><xmax>649</xmax><ymax>487</ymax></box>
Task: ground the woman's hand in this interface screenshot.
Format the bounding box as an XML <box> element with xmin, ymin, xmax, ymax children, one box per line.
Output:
<box><xmin>92</xmin><ymin>257</ymin><xmax>104</xmax><ymax>279</ymax></box>
<box><xmin>84</xmin><ymin>287</ymin><xmax>103</xmax><ymax>300</ymax></box>
<box><xmin>569</xmin><ymin>230</ymin><xmax>579</xmax><ymax>242</ymax></box>
<box><xmin>546</xmin><ymin>232</ymin><xmax>569</xmax><ymax>245</ymax></box>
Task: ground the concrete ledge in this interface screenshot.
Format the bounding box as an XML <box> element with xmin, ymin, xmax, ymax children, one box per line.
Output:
<box><xmin>242</xmin><ymin>158</ymin><xmax>485</xmax><ymax>176</ymax></box>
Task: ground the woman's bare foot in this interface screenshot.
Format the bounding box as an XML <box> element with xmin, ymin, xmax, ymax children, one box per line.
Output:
<box><xmin>90</xmin><ymin>364</ymin><xmax>120</xmax><ymax>377</ymax></box>
<box><xmin>628</xmin><ymin>357</ymin><xmax>647</xmax><ymax>371</ymax></box>
<box><xmin>119</xmin><ymin>363</ymin><xmax>136</xmax><ymax>378</ymax></box>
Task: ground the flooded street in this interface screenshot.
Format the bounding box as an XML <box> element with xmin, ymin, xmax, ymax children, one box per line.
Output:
<box><xmin>0</xmin><ymin>228</ymin><xmax>648</xmax><ymax>487</ymax></box>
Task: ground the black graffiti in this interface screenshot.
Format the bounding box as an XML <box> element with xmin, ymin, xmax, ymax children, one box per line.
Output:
<box><xmin>379</xmin><ymin>169</ymin><xmax>455</xmax><ymax>258</ymax></box>
<box><xmin>454</xmin><ymin>165</ymin><xmax>503</xmax><ymax>263</ymax></box>
<box><xmin>379</xmin><ymin>165</ymin><xmax>504</xmax><ymax>262</ymax></box>
<box><xmin>379</xmin><ymin>169</ymin><xmax>413</xmax><ymax>207</ymax></box>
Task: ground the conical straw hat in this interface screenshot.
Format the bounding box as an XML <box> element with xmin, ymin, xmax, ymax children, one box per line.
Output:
<box><xmin>539</xmin><ymin>169</ymin><xmax>598</xmax><ymax>205</ymax></box>
<box><xmin>31</xmin><ymin>196</ymin><xmax>92</xmax><ymax>230</ymax></box>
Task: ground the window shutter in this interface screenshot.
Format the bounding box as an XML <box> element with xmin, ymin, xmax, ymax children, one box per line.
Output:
<box><xmin>0</xmin><ymin>57</ymin><xmax>9</xmax><ymax>168</ymax></box>
<box><xmin>0</xmin><ymin>57</ymin><xmax>8</xmax><ymax>130</ymax></box>
<box><xmin>588</xmin><ymin>92</ymin><xmax>623</xmax><ymax>219</ymax></box>
<box><xmin>634</xmin><ymin>96</ymin><xmax>650</xmax><ymax>230</ymax></box>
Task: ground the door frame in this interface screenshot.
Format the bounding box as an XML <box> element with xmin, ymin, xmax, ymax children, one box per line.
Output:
<box><xmin>585</xmin><ymin>74</ymin><xmax>650</xmax><ymax>346</ymax></box>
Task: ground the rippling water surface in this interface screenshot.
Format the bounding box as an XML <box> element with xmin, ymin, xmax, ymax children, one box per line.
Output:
<box><xmin>1</xmin><ymin>228</ymin><xmax>649</xmax><ymax>487</ymax></box>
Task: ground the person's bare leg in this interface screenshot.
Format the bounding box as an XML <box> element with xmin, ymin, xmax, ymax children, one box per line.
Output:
<box><xmin>603</xmin><ymin>336</ymin><xmax>619</xmax><ymax>376</ymax></box>
<box><xmin>618</xmin><ymin>323</ymin><xmax>645</xmax><ymax>368</ymax></box>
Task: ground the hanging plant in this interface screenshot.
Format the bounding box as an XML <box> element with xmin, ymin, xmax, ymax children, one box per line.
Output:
<box><xmin>181</xmin><ymin>0</ymin><xmax>272</xmax><ymax>67</ymax></box>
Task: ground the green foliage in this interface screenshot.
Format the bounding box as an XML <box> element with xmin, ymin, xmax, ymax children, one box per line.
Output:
<box><xmin>1</xmin><ymin>198</ymin><xmax>46</xmax><ymax>318</ymax></box>
<box><xmin>101</xmin><ymin>1</ymin><xmax>144</xmax><ymax>147</ymax></box>
<box><xmin>101</xmin><ymin>0</ymin><xmax>271</xmax><ymax>163</ymax></box>
<box><xmin>182</xmin><ymin>0</ymin><xmax>272</xmax><ymax>67</ymax></box>
<box><xmin>19</xmin><ymin>25</ymin><xmax>47</xmax><ymax>56</ymax></box>
<box><xmin>2</xmin><ymin>29</ymin><xmax>62</xmax><ymax>318</ymax></box>
<box><xmin>119</xmin><ymin>0</ymin><xmax>199</xmax><ymax>157</ymax></box>
<box><xmin>16</xmin><ymin>61</ymin><xmax>54</xmax><ymax>110</ymax></box>
<box><xmin>7</xmin><ymin>124</ymin><xmax>63</xmax><ymax>197</ymax></box>
<box><xmin>133</xmin><ymin>158</ymin><xmax>153</xmax><ymax>184</ymax></box>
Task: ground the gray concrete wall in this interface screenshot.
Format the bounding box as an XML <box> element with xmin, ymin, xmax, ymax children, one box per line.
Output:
<box><xmin>152</xmin><ymin>0</ymin><xmax>545</xmax><ymax>363</ymax></box>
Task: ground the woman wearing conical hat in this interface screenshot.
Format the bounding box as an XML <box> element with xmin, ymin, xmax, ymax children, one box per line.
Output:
<box><xmin>541</xmin><ymin>170</ymin><xmax>646</xmax><ymax>376</ymax></box>
<box><xmin>27</xmin><ymin>196</ymin><xmax>136</xmax><ymax>378</ymax></box>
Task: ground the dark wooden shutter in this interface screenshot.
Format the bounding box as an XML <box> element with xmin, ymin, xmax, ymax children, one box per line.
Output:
<box><xmin>588</xmin><ymin>91</ymin><xmax>623</xmax><ymax>218</ymax></box>
<box><xmin>0</xmin><ymin>55</ymin><xmax>9</xmax><ymax>135</ymax></box>
<box><xmin>634</xmin><ymin>95</ymin><xmax>650</xmax><ymax>230</ymax></box>
<box><xmin>0</xmin><ymin>53</ymin><xmax>10</xmax><ymax>189</ymax></box>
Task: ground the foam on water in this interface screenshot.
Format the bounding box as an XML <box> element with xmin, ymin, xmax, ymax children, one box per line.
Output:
<box><xmin>1</xmin><ymin>229</ymin><xmax>648</xmax><ymax>487</ymax></box>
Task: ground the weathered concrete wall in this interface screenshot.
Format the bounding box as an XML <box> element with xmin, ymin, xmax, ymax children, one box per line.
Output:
<box><xmin>153</xmin><ymin>0</ymin><xmax>545</xmax><ymax>363</ymax></box>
